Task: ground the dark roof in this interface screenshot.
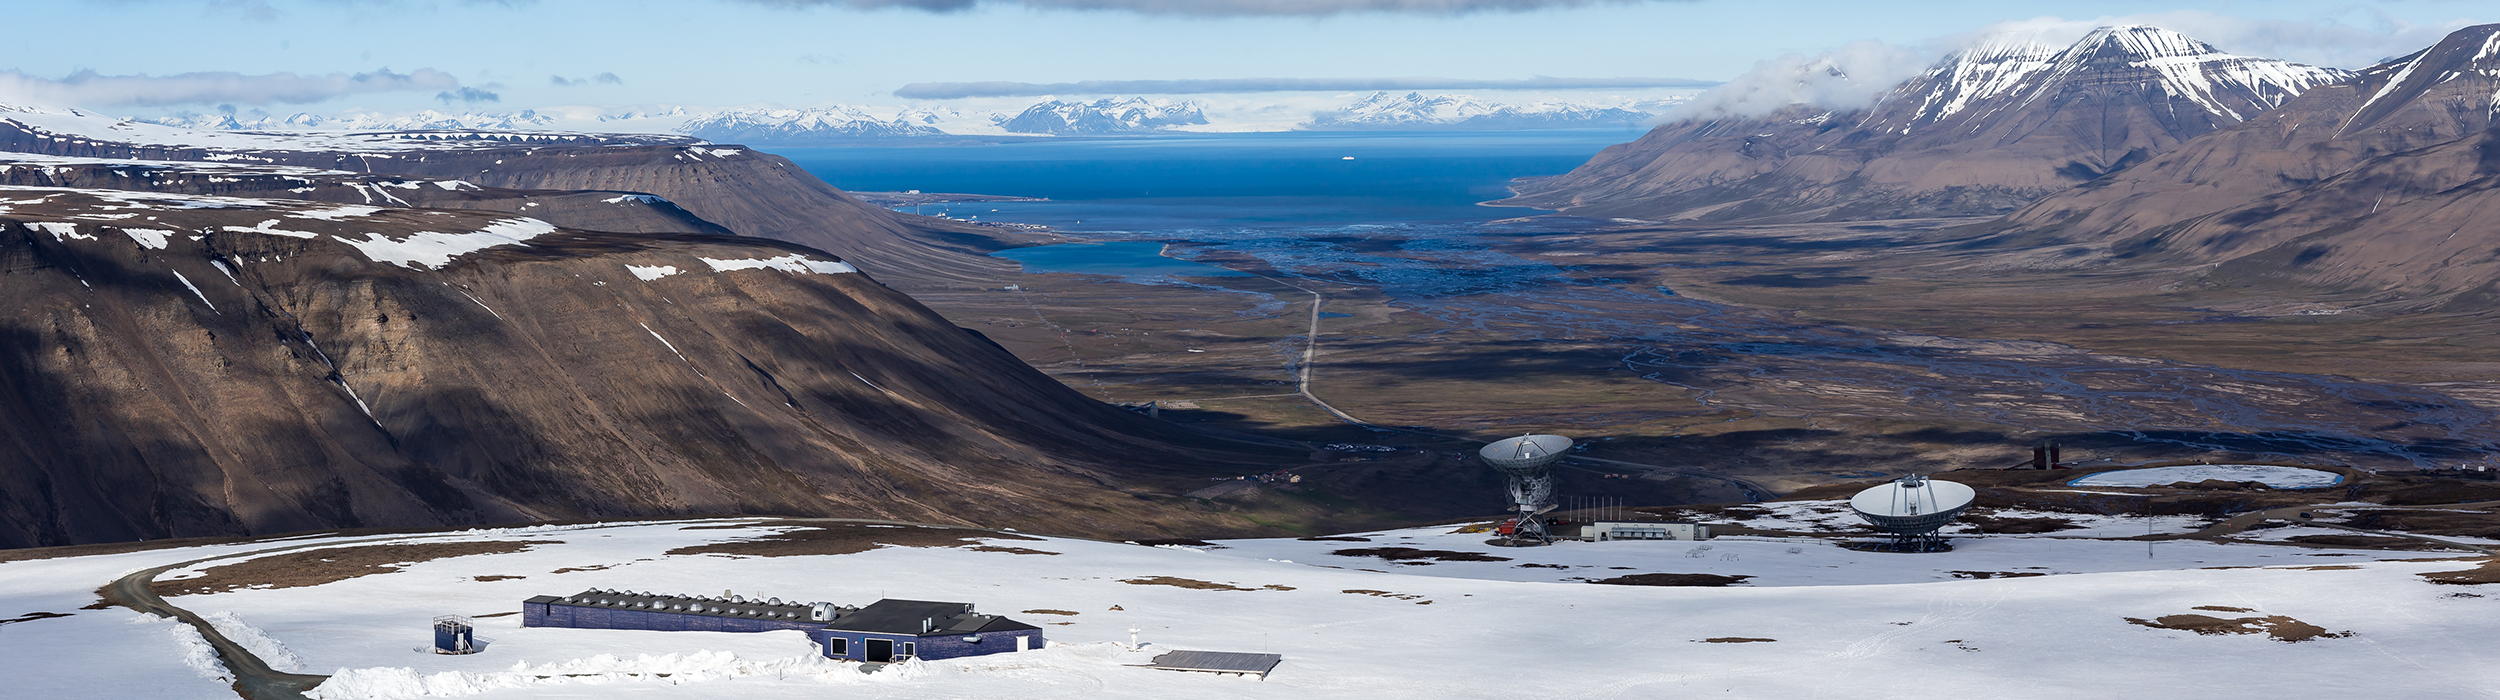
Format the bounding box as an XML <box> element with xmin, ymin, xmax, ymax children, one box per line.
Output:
<box><xmin>532</xmin><ymin>588</ymin><xmax>845</xmax><ymax>623</ymax></box>
<box><xmin>823</xmin><ymin>598</ymin><xmax>1038</xmax><ymax>636</ymax></box>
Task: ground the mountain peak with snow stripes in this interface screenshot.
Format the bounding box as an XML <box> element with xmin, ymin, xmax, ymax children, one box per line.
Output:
<box><xmin>1874</xmin><ymin>24</ymin><xmax>2350</xmax><ymax>132</ymax></box>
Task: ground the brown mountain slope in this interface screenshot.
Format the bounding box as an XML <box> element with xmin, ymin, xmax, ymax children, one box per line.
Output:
<box><xmin>0</xmin><ymin>186</ymin><xmax>1303</xmax><ymax>549</ymax></box>
<box><xmin>1965</xmin><ymin>24</ymin><xmax>2500</xmax><ymax>309</ymax></box>
<box><xmin>1498</xmin><ymin>26</ymin><xmax>2348</xmax><ymax>222</ymax></box>
<box><xmin>1988</xmin><ymin>24</ymin><xmax>2500</xmax><ymax>247</ymax></box>
<box><xmin>0</xmin><ymin>112</ymin><xmax>1011</xmax><ymax>288</ymax></box>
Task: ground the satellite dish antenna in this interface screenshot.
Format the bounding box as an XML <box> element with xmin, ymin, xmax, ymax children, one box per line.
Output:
<box><xmin>1479</xmin><ymin>434</ymin><xmax>1572</xmax><ymax>546</ymax></box>
<box><xmin>1847</xmin><ymin>474</ymin><xmax>1975</xmax><ymax>552</ymax></box>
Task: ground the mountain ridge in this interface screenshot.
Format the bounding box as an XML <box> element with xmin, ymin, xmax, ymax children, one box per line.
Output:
<box><xmin>1496</xmin><ymin>25</ymin><xmax>2353</xmax><ymax>222</ymax></box>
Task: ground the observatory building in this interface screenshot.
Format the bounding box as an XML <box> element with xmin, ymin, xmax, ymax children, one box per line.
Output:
<box><xmin>814</xmin><ymin>599</ymin><xmax>1047</xmax><ymax>662</ymax></box>
<box><xmin>522</xmin><ymin>589</ymin><xmax>1043</xmax><ymax>662</ymax></box>
<box><xmin>1480</xmin><ymin>434</ymin><xmax>1571</xmax><ymax>546</ymax></box>
<box><xmin>1848</xmin><ymin>474</ymin><xmax>1975</xmax><ymax>552</ymax></box>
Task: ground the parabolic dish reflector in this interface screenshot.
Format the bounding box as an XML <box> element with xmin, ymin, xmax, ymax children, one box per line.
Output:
<box><xmin>1479</xmin><ymin>434</ymin><xmax>1573</xmax><ymax>475</ymax></box>
<box><xmin>1849</xmin><ymin>477</ymin><xmax>1976</xmax><ymax>535</ymax></box>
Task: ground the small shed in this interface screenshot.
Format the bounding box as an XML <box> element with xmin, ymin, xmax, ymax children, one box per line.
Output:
<box><xmin>1579</xmin><ymin>521</ymin><xmax>1710</xmax><ymax>541</ymax></box>
<box><xmin>810</xmin><ymin>599</ymin><xmax>1044</xmax><ymax>662</ymax></box>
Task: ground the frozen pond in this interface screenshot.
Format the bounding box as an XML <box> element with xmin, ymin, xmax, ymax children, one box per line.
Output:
<box><xmin>2069</xmin><ymin>465</ymin><xmax>2345</xmax><ymax>489</ymax></box>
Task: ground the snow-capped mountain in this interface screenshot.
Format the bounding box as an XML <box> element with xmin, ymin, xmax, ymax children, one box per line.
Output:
<box><xmin>678</xmin><ymin>106</ymin><xmax>946</xmax><ymax>143</ymax></box>
<box><xmin>1304</xmin><ymin>92</ymin><xmax>1677</xmax><ymax>130</ymax></box>
<box><xmin>1499</xmin><ymin>25</ymin><xmax>2354</xmax><ymax>222</ymax></box>
<box><xmin>1866</xmin><ymin>25</ymin><xmax>2350</xmax><ymax>134</ymax></box>
<box><xmin>995</xmin><ymin>98</ymin><xmax>1208</xmax><ymax>135</ymax></box>
<box><xmin>144</xmin><ymin>109</ymin><xmax>566</xmax><ymax>132</ymax></box>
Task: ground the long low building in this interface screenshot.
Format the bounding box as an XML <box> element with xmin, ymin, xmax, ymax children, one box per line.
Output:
<box><xmin>522</xmin><ymin>589</ymin><xmax>1044</xmax><ymax>662</ymax></box>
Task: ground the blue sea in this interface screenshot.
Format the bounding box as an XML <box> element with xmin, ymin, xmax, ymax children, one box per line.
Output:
<box><xmin>779</xmin><ymin>130</ymin><xmax>1635</xmax><ymax>231</ymax></box>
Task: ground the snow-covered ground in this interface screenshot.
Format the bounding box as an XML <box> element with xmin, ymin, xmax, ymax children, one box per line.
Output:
<box><xmin>1</xmin><ymin>517</ymin><xmax>2493</xmax><ymax>699</ymax></box>
<box><xmin>1640</xmin><ymin>500</ymin><xmax>2212</xmax><ymax>539</ymax></box>
<box><xmin>2069</xmin><ymin>465</ymin><xmax>2344</xmax><ymax>489</ymax></box>
<box><xmin>1200</xmin><ymin>520</ymin><xmax>2416</xmax><ymax>586</ymax></box>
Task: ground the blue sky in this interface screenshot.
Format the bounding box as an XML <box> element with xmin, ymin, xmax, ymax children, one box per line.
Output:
<box><xmin>3</xmin><ymin>0</ymin><xmax>2485</xmax><ymax>116</ymax></box>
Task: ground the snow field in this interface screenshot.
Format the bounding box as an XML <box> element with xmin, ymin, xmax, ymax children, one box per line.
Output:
<box><xmin>0</xmin><ymin>539</ymin><xmax>321</xmax><ymax>699</ymax></box>
<box><xmin>1201</xmin><ymin>520</ymin><xmax>2426</xmax><ymax>586</ymax></box>
<box><xmin>1652</xmin><ymin>499</ymin><xmax>2212</xmax><ymax>539</ymax></box>
<box><xmin>5</xmin><ymin>518</ymin><xmax>2497</xmax><ymax>699</ymax></box>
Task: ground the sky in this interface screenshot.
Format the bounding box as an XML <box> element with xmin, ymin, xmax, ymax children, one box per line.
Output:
<box><xmin>1</xmin><ymin>0</ymin><xmax>2486</xmax><ymax>120</ymax></box>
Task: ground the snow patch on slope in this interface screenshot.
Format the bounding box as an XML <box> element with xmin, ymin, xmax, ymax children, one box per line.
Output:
<box><xmin>627</xmin><ymin>264</ymin><xmax>682</xmax><ymax>281</ymax></box>
<box><xmin>699</xmin><ymin>254</ymin><xmax>858</xmax><ymax>275</ymax></box>
<box><xmin>331</xmin><ymin>217</ymin><xmax>556</xmax><ymax>270</ymax></box>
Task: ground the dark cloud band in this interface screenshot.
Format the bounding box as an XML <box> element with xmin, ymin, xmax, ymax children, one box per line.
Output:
<box><xmin>895</xmin><ymin>76</ymin><xmax>1720</xmax><ymax>99</ymax></box>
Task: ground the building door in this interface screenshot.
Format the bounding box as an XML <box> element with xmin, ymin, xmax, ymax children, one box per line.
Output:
<box><xmin>865</xmin><ymin>638</ymin><xmax>894</xmax><ymax>662</ymax></box>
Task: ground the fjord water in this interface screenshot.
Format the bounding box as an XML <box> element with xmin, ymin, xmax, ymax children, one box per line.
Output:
<box><xmin>781</xmin><ymin>130</ymin><xmax>1638</xmax><ymax>229</ymax></box>
<box><xmin>791</xmin><ymin>131</ymin><xmax>2500</xmax><ymax>466</ymax></box>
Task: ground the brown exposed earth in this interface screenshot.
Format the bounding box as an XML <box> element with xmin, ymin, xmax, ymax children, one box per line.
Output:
<box><xmin>1119</xmin><ymin>576</ymin><xmax>1275</xmax><ymax>591</ymax></box>
<box><xmin>1590</xmin><ymin>573</ymin><xmax>1753</xmax><ymax>587</ymax></box>
<box><xmin>661</xmin><ymin>522</ymin><xmax>1035</xmax><ymax>558</ymax></box>
<box><xmin>1329</xmin><ymin>547</ymin><xmax>1513</xmax><ymax>563</ymax></box>
<box><xmin>1340</xmin><ymin>589</ymin><xmax>1427</xmax><ymax>600</ymax></box>
<box><xmin>151</xmin><ymin>540</ymin><xmax>551</xmax><ymax>597</ymax></box>
<box><xmin>2418</xmin><ymin>559</ymin><xmax>2500</xmax><ymax>585</ymax></box>
<box><xmin>1699</xmin><ymin>637</ymin><xmax>1775</xmax><ymax>643</ymax></box>
<box><xmin>2125</xmin><ymin>613</ymin><xmax>2351</xmax><ymax>642</ymax></box>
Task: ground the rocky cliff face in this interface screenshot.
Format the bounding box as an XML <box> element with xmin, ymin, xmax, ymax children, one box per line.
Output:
<box><xmin>1498</xmin><ymin>26</ymin><xmax>2349</xmax><ymax>222</ymax></box>
<box><xmin>1971</xmin><ymin>24</ymin><xmax>2500</xmax><ymax>310</ymax></box>
<box><xmin>0</xmin><ymin>186</ymin><xmax>1295</xmax><ymax>548</ymax></box>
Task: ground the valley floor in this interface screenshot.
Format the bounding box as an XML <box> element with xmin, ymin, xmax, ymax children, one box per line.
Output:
<box><xmin>2</xmin><ymin>515</ymin><xmax>2494</xmax><ymax>699</ymax></box>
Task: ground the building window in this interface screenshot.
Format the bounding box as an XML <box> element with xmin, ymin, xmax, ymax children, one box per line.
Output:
<box><xmin>902</xmin><ymin>642</ymin><xmax>917</xmax><ymax>658</ymax></box>
<box><xmin>828</xmin><ymin>637</ymin><xmax>848</xmax><ymax>655</ymax></box>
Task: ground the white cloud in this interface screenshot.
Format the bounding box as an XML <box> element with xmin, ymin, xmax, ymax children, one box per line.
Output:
<box><xmin>1672</xmin><ymin>40</ymin><xmax>1926</xmax><ymax>119</ymax></box>
<box><xmin>0</xmin><ymin>68</ymin><xmax>461</xmax><ymax>108</ymax></box>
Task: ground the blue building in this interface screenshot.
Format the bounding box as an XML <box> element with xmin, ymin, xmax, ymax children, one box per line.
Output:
<box><xmin>521</xmin><ymin>589</ymin><xmax>1044</xmax><ymax>662</ymax></box>
<box><xmin>808</xmin><ymin>599</ymin><xmax>1045</xmax><ymax>662</ymax></box>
